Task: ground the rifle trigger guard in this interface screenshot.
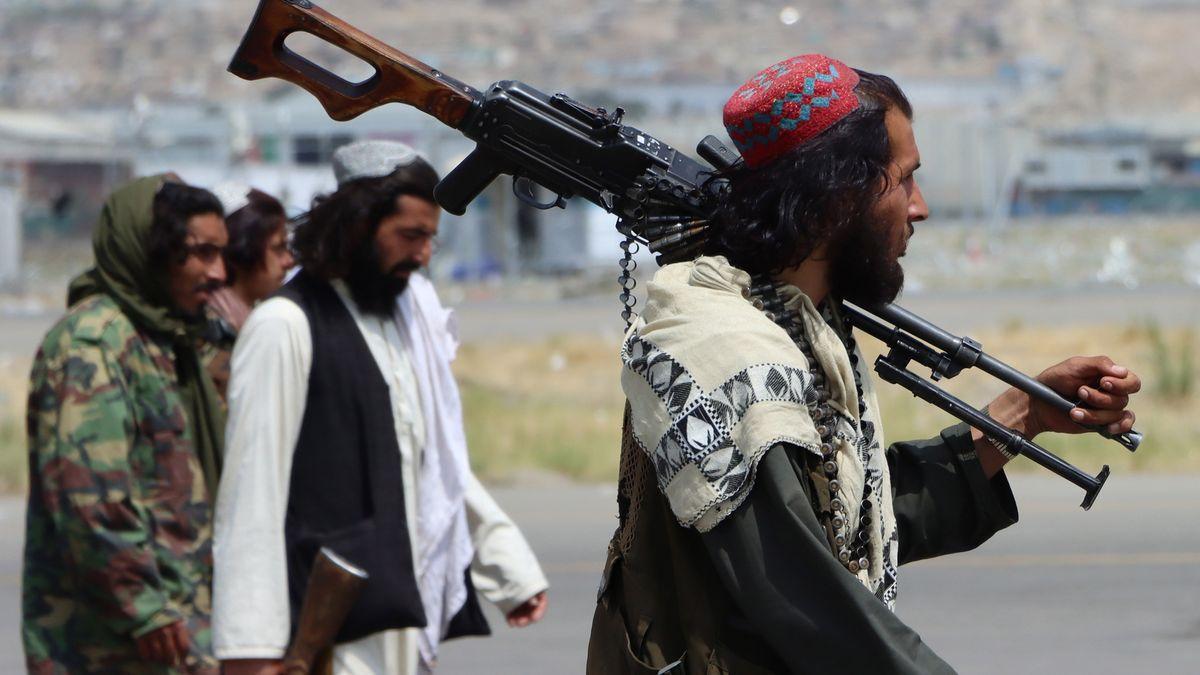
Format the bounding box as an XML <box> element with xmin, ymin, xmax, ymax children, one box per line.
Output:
<box><xmin>513</xmin><ymin>176</ymin><xmax>567</xmax><ymax>210</ymax></box>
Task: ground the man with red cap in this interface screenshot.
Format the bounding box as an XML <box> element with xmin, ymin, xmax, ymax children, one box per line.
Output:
<box><xmin>586</xmin><ymin>55</ymin><xmax>1140</xmax><ymax>673</ymax></box>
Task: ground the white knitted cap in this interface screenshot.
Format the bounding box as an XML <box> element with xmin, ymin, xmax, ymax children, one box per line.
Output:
<box><xmin>332</xmin><ymin>140</ymin><xmax>428</xmax><ymax>186</ymax></box>
<box><xmin>211</xmin><ymin>181</ymin><xmax>251</xmax><ymax>216</ymax></box>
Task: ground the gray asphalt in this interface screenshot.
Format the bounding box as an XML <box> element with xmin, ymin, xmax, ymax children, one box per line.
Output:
<box><xmin>3</xmin><ymin>285</ymin><xmax>1198</xmax><ymax>352</ymax></box>
<box><xmin>450</xmin><ymin>284</ymin><xmax>1200</xmax><ymax>341</ymax></box>
<box><xmin>2</xmin><ymin>476</ymin><xmax>1198</xmax><ymax>673</ymax></box>
<box><xmin>438</xmin><ymin>474</ymin><xmax>1200</xmax><ymax>674</ymax></box>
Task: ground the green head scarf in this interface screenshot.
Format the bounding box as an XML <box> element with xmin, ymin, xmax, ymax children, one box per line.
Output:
<box><xmin>68</xmin><ymin>175</ymin><xmax>225</xmax><ymax>498</ymax></box>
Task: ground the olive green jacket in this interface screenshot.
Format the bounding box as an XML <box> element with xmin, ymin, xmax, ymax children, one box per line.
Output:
<box><xmin>23</xmin><ymin>295</ymin><xmax>217</xmax><ymax>674</ymax></box>
<box><xmin>588</xmin><ymin>422</ymin><xmax>1017</xmax><ymax>674</ymax></box>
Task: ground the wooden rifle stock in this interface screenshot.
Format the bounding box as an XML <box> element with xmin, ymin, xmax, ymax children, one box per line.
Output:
<box><xmin>283</xmin><ymin>547</ymin><xmax>369</xmax><ymax>675</ymax></box>
<box><xmin>227</xmin><ymin>0</ymin><xmax>479</xmax><ymax>125</ymax></box>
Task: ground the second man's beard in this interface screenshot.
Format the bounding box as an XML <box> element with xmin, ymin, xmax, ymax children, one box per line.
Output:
<box><xmin>344</xmin><ymin>244</ymin><xmax>421</xmax><ymax>317</ymax></box>
<box><xmin>827</xmin><ymin>213</ymin><xmax>906</xmax><ymax>307</ymax></box>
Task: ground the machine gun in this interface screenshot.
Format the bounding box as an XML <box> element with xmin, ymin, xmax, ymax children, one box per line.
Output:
<box><xmin>227</xmin><ymin>0</ymin><xmax>1141</xmax><ymax>508</ymax></box>
<box><xmin>840</xmin><ymin>302</ymin><xmax>1141</xmax><ymax>509</ymax></box>
<box><xmin>228</xmin><ymin>0</ymin><xmax>735</xmax><ymax>322</ymax></box>
<box><xmin>284</xmin><ymin>547</ymin><xmax>369</xmax><ymax>675</ymax></box>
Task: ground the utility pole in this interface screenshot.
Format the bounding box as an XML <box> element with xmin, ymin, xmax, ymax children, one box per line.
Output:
<box><xmin>0</xmin><ymin>166</ymin><xmax>21</xmax><ymax>289</ymax></box>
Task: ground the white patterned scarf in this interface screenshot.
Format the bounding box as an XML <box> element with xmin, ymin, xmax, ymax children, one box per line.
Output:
<box><xmin>396</xmin><ymin>273</ymin><xmax>475</xmax><ymax>665</ymax></box>
<box><xmin>621</xmin><ymin>256</ymin><xmax>900</xmax><ymax>606</ymax></box>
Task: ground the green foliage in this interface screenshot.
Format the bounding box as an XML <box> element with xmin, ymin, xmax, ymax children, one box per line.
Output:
<box><xmin>1144</xmin><ymin>321</ymin><xmax>1196</xmax><ymax>399</ymax></box>
<box><xmin>0</xmin><ymin>417</ymin><xmax>24</xmax><ymax>492</ymax></box>
<box><xmin>459</xmin><ymin>380</ymin><xmax>621</xmax><ymax>483</ymax></box>
<box><xmin>3</xmin><ymin>322</ymin><xmax>1199</xmax><ymax>492</ymax></box>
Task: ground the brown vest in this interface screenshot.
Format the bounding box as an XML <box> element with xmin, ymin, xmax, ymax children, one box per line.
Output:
<box><xmin>586</xmin><ymin>406</ymin><xmax>784</xmax><ymax>675</ymax></box>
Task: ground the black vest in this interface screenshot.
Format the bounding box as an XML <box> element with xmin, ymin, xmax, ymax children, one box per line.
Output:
<box><xmin>277</xmin><ymin>271</ymin><xmax>488</xmax><ymax>644</ymax></box>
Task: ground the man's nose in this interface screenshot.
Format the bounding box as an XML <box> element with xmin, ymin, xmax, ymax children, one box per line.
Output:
<box><xmin>909</xmin><ymin>181</ymin><xmax>930</xmax><ymax>223</ymax></box>
<box><xmin>417</xmin><ymin>241</ymin><xmax>434</xmax><ymax>266</ymax></box>
<box><xmin>208</xmin><ymin>256</ymin><xmax>227</xmax><ymax>284</ymax></box>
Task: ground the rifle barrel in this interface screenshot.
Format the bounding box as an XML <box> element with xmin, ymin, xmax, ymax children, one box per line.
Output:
<box><xmin>851</xmin><ymin>302</ymin><xmax>1142</xmax><ymax>451</ymax></box>
<box><xmin>873</xmin><ymin>358</ymin><xmax>1109</xmax><ymax>510</ymax></box>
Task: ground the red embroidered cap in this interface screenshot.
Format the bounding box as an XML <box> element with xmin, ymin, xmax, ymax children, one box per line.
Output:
<box><xmin>724</xmin><ymin>54</ymin><xmax>861</xmax><ymax>168</ymax></box>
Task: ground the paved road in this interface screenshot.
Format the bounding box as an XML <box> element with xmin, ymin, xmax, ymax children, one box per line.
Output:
<box><xmin>3</xmin><ymin>285</ymin><xmax>1198</xmax><ymax>355</ymax></box>
<box><xmin>434</xmin><ymin>474</ymin><xmax>1200</xmax><ymax>675</ymax></box>
<box><xmin>448</xmin><ymin>285</ymin><xmax>1200</xmax><ymax>342</ymax></box>
<box><xmin>6</xmin><ymin>475</ymin><xmax>1195</xmax><ymax>674</ymax></box>
<box><xmin>1</xmin><ymin>287</ymin><xmax>1196</xmax><ymax>673</ymax></box>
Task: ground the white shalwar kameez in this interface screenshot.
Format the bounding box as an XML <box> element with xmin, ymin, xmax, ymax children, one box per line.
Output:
<box><xmin>212</xmin><ymin>278</ymin><xmax>547</xmax><ymax>674</ymax></box>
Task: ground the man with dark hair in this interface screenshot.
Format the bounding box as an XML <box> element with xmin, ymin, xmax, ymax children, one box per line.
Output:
<box><xmin>22</xmin><ymin>176</ymin><xmax>228</xmax><ymax>673</ymax></box>
<box><xmin>201</xmin><ymin>185</ymin><xmax>295</xmax><ymax>399</ymax></box>
<box><xmin>213</xmin><ymin>141</ymin><xmax>549</xmax><ymax>675</ymax></box>
<box><xmin>587</xmin><ymin>55</ymin><xmax>1141</xmax><ymax>673</ymax></box>
<box><xmin>208</xmin><ymin>186</ymin><xmax>294</xmax><ymax>333</ymax></box>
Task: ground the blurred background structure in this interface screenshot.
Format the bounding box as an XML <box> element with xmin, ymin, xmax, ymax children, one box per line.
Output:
<box><xmin>1</xmin><ymin>0</ymin><xmax>1199</xmax><ymax>283</ymax></box>
<box><xmin>0</xmin><ymin>2</ymin><xmax>1197</xmax><ymax>672</ymax></box>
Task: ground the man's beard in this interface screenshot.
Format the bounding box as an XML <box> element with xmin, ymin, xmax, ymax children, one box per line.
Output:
<box><xmin>827</xmin><ymin>212</ymin><xmax>906</xmax><ymax>306</ymax></box>
<box><xmin>344</xmin><ymin>243</ymin><xmax>421</xmax><ymax>317</ymax></box>
<box><xmin>168</xmin><ymin>278</ymin><xmax>222</xmax><ymax>320</ymax></box>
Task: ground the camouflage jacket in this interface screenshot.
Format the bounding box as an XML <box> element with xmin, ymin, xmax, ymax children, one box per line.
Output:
<box><xmin>22</xmin><ymin>294</ymin><xmax>217</xmax><ymax>674</ymax></box>
<box><xmin>198</xmin><ymin>309</ymin><xmax>237</xmax><ymax>407</ymax></box>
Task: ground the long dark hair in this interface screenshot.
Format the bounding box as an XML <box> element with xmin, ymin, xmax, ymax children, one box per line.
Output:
<box><xmin>148</xmin><ymin>182</ymin><xmax>224</xmax><ymax>268</ymax></box>
<box><xmin>704</xmin><ymin>70</ymin><xmax>913</xmax><ymax>276</ymax></box>
<box><xmin>292</xmin><ymin>159</ymin><xmax>439</xmax><ymax>280</ymax></box>
<box><xmin>223</xmin><ymin>189</ymin><xmax>287</xmax><ymax>284</ymax></box>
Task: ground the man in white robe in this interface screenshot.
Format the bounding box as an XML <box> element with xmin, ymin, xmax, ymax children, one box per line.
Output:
<box><xmin>213</xmin><ymin>142</ymin><xmax>549</xmax><ymax>675</ymax></box>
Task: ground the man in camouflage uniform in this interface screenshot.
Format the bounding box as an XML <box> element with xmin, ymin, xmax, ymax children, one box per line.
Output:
<box><xmin>23</xmin><ymin>176</ymin><xmax>228</xmax><ymax>673</ymax></box>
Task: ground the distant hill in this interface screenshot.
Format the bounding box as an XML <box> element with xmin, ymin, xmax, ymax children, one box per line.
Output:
<box><xmin>1</xmin><ymin>0</ymin><xmax>1197</xmax><ymax>119</ymax></box>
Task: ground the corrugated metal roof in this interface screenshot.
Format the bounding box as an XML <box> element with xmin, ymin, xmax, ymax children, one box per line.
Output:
<box><xmin>0</xmin><ymin>108</ymin><xmax>127</xmax><ymax>161</ymax></box>
<box><xmin>0</xmin><ymin>109</ymin><xmax>110</xmax><ymax>143</ymax></box>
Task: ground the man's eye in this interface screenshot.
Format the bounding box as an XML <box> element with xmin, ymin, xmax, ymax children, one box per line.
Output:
<box><xmin>186</xmin><ymin>243</ymin><xmax>224</xmax><ymax>261</ymax></box>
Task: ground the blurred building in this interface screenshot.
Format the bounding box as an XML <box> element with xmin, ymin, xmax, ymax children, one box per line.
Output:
<box><xmin>1012</xmin><ymin>125</ymin><xmax>1200</xmax><ymax>216</ymax></box>
<box><xmin>0</xmin><ymin>108</ymin><xmax>132</xmax><ymax>240</ymax></box>
<box><xmin>0</xmin><ymin>167</ymin><xmax>19</xmax><ymax>287</ymax></box>
<box><xmin>6</xmin><ymin>71</ymin><xmax>1199</xmax><ymax>282</ymax></box>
